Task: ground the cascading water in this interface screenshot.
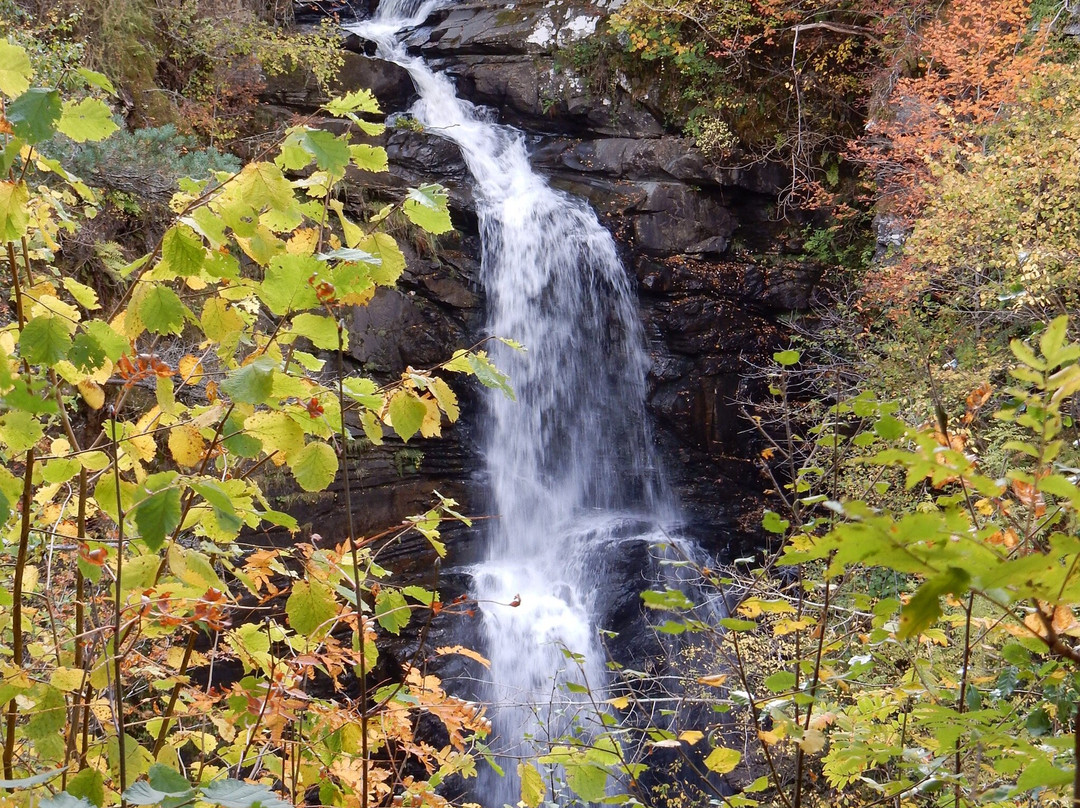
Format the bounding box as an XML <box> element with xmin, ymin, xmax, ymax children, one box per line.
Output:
<box><xmin>349</xmin><ymin>7</ymin><xmax>687</xmax><ymax>804</ymax></box>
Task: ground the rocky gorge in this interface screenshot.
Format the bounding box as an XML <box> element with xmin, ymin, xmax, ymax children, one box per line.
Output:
<box><xmin>260</xmin><ymin>0</ymin><xmax>823</xmax><ymax>616</ymax></box>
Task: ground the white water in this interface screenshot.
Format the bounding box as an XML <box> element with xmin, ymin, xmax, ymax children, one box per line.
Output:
<box><xmin>349</xmin><ymin>6</ymin><xmax>684</xmax><ymax>804</ymax></box>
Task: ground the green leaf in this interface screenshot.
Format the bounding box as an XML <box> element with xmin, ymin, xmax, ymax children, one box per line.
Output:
<box><xmin>323</xmin><ymin>89</ymin><xmax>381</xmax><ymax>117</ymax></box>
<box><xmin>286</xmin><ymin>579</ymin><xmax>338</xmax><ymax>637</ymax></box>
<box><xmin>137</xmin><ymin>286</ymin><xmax>188</xmax><ymax>335</ymax></box>
<box><xmin>640</xmin><ymin>588</ymin><xmax>695</xmax><ymax>611</ymax></box>
<box><xmin>160</xmin><ymin>225</ymin><xmax>207</xmax><ymax>277</ymax></box>
<box><xmin>168</xmin><ymin>545</ymin><xmax>224</xmax><ymax>591</ymax></box>
<box><xmin>1039</xmin><ymin>315</ymin><xmax>1068</xmax><ymax>360</ymax></box>
<box><xmin>718</xmin><ymin>618</ymin><xmax>757</xmax><ymax>631</ymax></box>
<box><xmin>402</xmin><ymin>585</ymin><xmax>435</xmax><ymax>606</ymax></box>
<box><xmin>62</xmin><ymin>278</ymin><xmax>102</xmax><ymax>310</ymax></box>
<box><xmin>220</xmin><ymin>358</ymin><xmax>276</xmax><ymax>405</ymax></box>
<box><xmin>66</xmin><ymin>768</ymin><xmax>105</xmax><ymax>807</ymax></box>
<box><xmin>403</xmin><ymin>184</ymin><xmax>453</xmax><ymax>234</ymax></box>
<box><xmin>387</xmin><ymin>390</ymin><xmax>427</xmax><ymax>442</ymax></box>
<box><xmin>444</xmin><ymin>350</ymin><xmax>514</xmax><ymax>398</ymax></box>
<box><xmin>0</xmin><ymin>766</ymin><xmax>66</xmax><ymax>789</ymax></box>
<box><xmin>200</xmin><ymin>781</ymin><xmax>293</xmax><ymax>808</ymax></box>
<box><xmin>564</xmin><ymin>762</ymin><xmax>608</xmax><ymax>803</ymax></box>
<box><xmin>84</xmin><ymin>321</ymin><xmax>129</xmax><ymax>361</ymax></box>
<box><xmin>190</xmin><ymin>481</ymin><xmax>242</xmax><ymax>534</ymax></box>
<box><xmin>124</xmin><ymin>782</ymin><xmax>186</xmax><ymax>807</ymax></box>
<box><xmin>762</xmin><ymin>510</ymin><xmax>789</xmax><ymax>534</ymax></box>
<box><xmin>232</xmin><ymin>162</ymin><xmax>296</xmax><ymax>215</ymax></box>
<box><xmin>773</xmin><ymin>349</ymin><xmax>800</xmax><ymax>366</ymax></box>
<box><xmin>874</xmin><ymin>414</ymin><xmax>906</xmax><ymax>440</ymax></box>
<box><xmin>355</xmin><ymin>233</ymin><xmax>406</xmax><ymax>286</ymax></box>
<box><xmin>56</xmin><ymin>98</ymin><xmax>119</xmax><ymax>143</ymax></box>
<box><xmin>20</xmin><ymin>316</ymin><xmax>71</xmax><ymax>364</ymax></box>
<box><xmin>244</xmin><ymin>410</ymin><xmax>305</xmax><ymax>459</ymax></box>
<box><xmin>145</xmin><ymin>763</ymin><xmax>195</xmax><ymax>802</ymax></box>
<box><xmin>349</xmin><ymin>144</ymin><xmax>388</xmax><ymax>172</ymax></box>
<box><xmin>7</xmin><ymin>88</ymin><xmax>62</xmax><ymax>143</ymax></box>
<box><xmin>0</xmin><ymin>180</ymin><xmax>30</xmax><ymax>240</ymax></box>
<box><xmin>703</xmin><ymin>746</ymin><xmax>741</xmax><ymax>775</ymax></box>
<box><xmin>40</xmin><ymin>795</ymin><xmax>95</xmax><ymax>808</ymax></box>
<box><xmin>375</xmin><ymin>588</ymin><xmax>410</xmax><ymax>634</ymax></box>
<box><xmin>67</xmin><ymin>333</ymin><xmax>107</xmax><ymax>372</ymax></box>
<box><xmin>0</xmin><ymin>41</ymin><xmax>33</xmax><ymax>96</ymax></box>
<box><xmin>898</xmin><ymin>567</ymin><xmax>970</xmax><ymax>640</ymax></box>
<box><xmin>518</xmin><ymin>762</ymin><xmax>545</xmax><ymax>808</ymax></box>
<box><xmin>0</xmin><ymin>410</ymin><xmax>44</xmax><ymax>454</ymax></box>
<box><xmin>131</xmin><ymin>484</ymin><xmax>182</xmax><ymax>552</ymax></box>
<box><xmin>290</xmin><ymin>313</ymin><xmax>341</xmax><ymax>350</ymax></box>
<box><xmin>201</xmin><ymin>298</ymin><xmax>246</xmax><ymax>345</ymax></box>
<box><xmin>25</xmin><ymin>685</ymin><xmax>66</xmax><ymax>740</ymax></box>
<box><xmin>302</xmin><ymin>128</ymin><xmax>350</xmax><ymax>173</ymax></box>
<box><xmin>258</xmin><ymin>254</ymin><xmax>320</xmax><ymax>315</ymax></box>
<box><xmin>763</xmin><ymin>671</ymin><xmax>796</xmax><ymax>692</ymax></box>
<box><xmin>1015</xmin><ymin>756</ymin><xmax>1072</xmax><ymax>790</ymax></box>
<box><xmin>289</xmin><ymin>441</ymin><xmax>339</xmax><ymax>492</ymax></box>
<box><xmin>75</xmin><ymin>67</ymin><xmax>115</xmax><ymax>93</ymax></box>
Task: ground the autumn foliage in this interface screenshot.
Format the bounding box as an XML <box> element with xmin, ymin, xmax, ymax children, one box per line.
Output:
<box><xmin>851</xmin><ymin>0</ymin><xmax>1044</xmax><ymax>219</ymax></box>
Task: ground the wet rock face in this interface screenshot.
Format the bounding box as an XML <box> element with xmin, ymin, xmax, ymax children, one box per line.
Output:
<box><xmin>266</xmin><ymin>0</ymin><xmax>824</xmax><ymax>563</ymax></box>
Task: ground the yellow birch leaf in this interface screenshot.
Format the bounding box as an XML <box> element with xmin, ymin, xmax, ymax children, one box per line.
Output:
<box><xmin>287</xmin><ymin>226</ymin><xmax>321</xmax><ymax>255</ymax></box>
<box><xmin>169</xmin><ymin>424</ymin><xmax>206</xmax><ymax>468</ymax></box>
<box><xmin>50</xmin><ymin>667</ymin><xmax>86</xmax><ymax>693</ymax></box>
<box><xmin>178</xmin><ymin>355</ymin><xmax>204</xmax><ymax>383</ymax></box>
<box><xmin>703</xmin><ymin>746</ymin><xmax>740</xmax><ymax>774</ymax></box>
<box><xmin>78</xmin><ymin>379</ymin><xmax>105</xmax><ymax>410</ymax></box>
<box><xmin>773</xmin><ymin>618</ymin><xmax>815</xmax><ymax>636</ymax></box>
<box><xmin>130</xmin><ymin>406</ymin><xmax>162</xmax><ymax>461</ymax></box>
<box><xmin>430</xmin><ymin>377</ymin><xmax>459</xmax><ymax>422</ymax></box>
<box><xmin>419</xmin><ymin>395</ymin><xmax>442</xmax><ymax>438</ymax></box>
<box><xmin>696</xmin><ymin>674</ymin><xmax>728</xmax><ymax>687</ymax></box>
<box><xmin>679</xmin><ymin>730</ymin><xmax>704</xmax><ymax>745</ymax></box>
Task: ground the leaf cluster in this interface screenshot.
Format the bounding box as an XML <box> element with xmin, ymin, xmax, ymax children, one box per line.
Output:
<box><xmin>0</xmin><ymin>40</ymin><xmax>504</xmax><ymax>808</ymax></box>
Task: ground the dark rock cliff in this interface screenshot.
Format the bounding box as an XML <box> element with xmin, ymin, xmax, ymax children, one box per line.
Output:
<box><xmin>262</xmin><ymin>0</ymin><xmax>822</xmax><ymax>582</ymax></box>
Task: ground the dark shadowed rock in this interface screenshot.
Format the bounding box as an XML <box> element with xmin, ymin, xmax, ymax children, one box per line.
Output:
<box><xmin>632</xmin><ymin>183</ymin><xmax>734</xmax><ymax>255</ymax></box>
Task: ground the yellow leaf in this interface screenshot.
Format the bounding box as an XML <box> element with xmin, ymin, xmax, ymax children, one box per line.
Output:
<box><xmin>773</xmin><ymin>618</ymin><xmax>815</xmax><ymax>636</ymax></box>
<box><xmin>703</xmin><ymin>746</ymin><xmax>740</xmax><ymax>774</ymax></box>
<box><xmin>679</xmin><ymin>730</ymin><xmax>704</xmax><ymax>745</ymax></box>
<box><xmin>78</xmin><ymin>379</ymin><xmax>105</xmax><ymax>410</ymax></box>
<box><xmin>430</xmin><ymin>377</ymin><xmax>460</xmax><ymax>422</ymax></box>
<box><xmin>286</xmin><ymin>226</ymin><xmax>321</xmax><ymax>255</ymax></box>
<box><xmin>178</xmin><ymin>355</ymin><xmax>204</xmax><ymax>383</ymax></box>
<box><xmin>607</xmin><ymin>696</ymin><xmax>630</xmax><ymax>709</ymax></box>
<box><xmin>128</xmin><ymin>406</ymin><xmax>162</xmax><ymax>462</ymax></box>
<box><xmin>244</xmin><ymin>410</ymin><xmax>305</xmax><ymax>461</ymax></box>
<box><xmin>419</xmin><ymin>395</ymin><xmax>442</xmax><ymax>438</ymax></box>
<box><xmin>739</xmin><ymin>598</ymin><xmax>796</xmax><ymax>618</ymax></box>
<box><xmin>169</xmin><ymin>424</ymin><xmax>206</xmax><ymax>468</ymax></box>
<box><xmin>696</xmin><ymin>674</ymin><xmax>728</xmax><ymax>687</ymax></box>
<box><xmin>798</xmin><ymin>728</ymin><xmax>826</xmax><ymax>754</ymax></box>
<box><xmin>50</xmin><ymin>667</ymin><xmax>86</xmax><ymax>693</ymax></box>
<box><xmin>435</xmin><ymin>645</ymin><xmax>491</xmax><ymax>668</ymax></box>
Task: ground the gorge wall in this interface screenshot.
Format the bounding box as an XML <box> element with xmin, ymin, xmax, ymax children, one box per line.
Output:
<box><xmin>260</xmin><ymin>0</ymin><xmax>823</xmax><ymax>579</ymax></box>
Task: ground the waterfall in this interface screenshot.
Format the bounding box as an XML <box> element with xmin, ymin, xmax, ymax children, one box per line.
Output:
<box><xmin>348</xmin><ymin>8</ymin><xmax>686</xmax><ymax>804</ymax></box>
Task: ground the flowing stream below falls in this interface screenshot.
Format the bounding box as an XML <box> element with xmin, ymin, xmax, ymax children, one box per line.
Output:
<box><xmin>348</xmin><ymin>6</ymin><xmax>701</xmax><ymax>804</ymax></box>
